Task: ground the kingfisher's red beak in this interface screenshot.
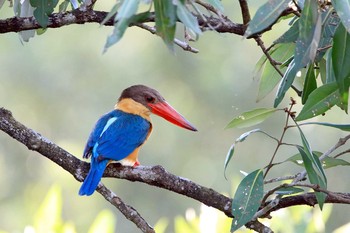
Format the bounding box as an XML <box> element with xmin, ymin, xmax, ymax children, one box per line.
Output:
<box><xmin>148</xmin><ymin>101</ymin><xmax>197</xmax><ymax>131</ymax></box>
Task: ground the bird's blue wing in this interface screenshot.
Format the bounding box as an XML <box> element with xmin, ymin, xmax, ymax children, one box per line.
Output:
<box><xmin>96</xmin><ymin>111</ymin><xmax>150</xmax><ymax>161</ymax></box>
<box><xmin>83</xmin><ymin>110</ymin><xmax>120</xmax><ymax>158</ymax></box>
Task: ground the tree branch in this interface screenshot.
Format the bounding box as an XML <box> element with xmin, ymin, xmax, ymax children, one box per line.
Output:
<box><xmin>2</xmin><ymin>106</ymin><xmax>350</xmax><ymax>232</ymax></box>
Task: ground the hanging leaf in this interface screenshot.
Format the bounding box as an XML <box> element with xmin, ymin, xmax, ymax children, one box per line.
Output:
<box><xmin>101</xmin><ymin>3</ymin><xmax>121</xmax><ymax>25</ymax></box>
<box><xmin>297</xmin><ymin>147</ymin><xmax>327</xmax><ymax>209</ymax></box>
<box><xmin>176</xmin><ymin>0</ymin><xmax>201</xmax><ymax>35</ymax></box>
<box><xmin>302</xmin><ymin>63</ymin><xmax>317</xmax><ymax>104</ymax></box>
<box><xmin>332</xmin><ymin>22</ymin><xmax>350</xmax><ymax>112</ymax></box>
<box><xmin>226</xmin><ymin>108</ymin><xmax>278</xmax><ymax>129</ymax></box>
<box><xmin>244</xmin><ymin>0</ymin><xmax>290</xmax><ymax>37</ymax></box>
<box><xmin>231</xmin><ymin>169</ymin><xmax>264</xmax><ymax>232</ymax></box>
<box><xmin>30</xmin><ymin>0</ymin><xmax>59</xmax><ymax>28</ymax></box>
<box><xmin>115</xmin><ymin>0</ymin><xmax>140</xmax><ymax>20</ymax></box>
<box><xmin>154</xmin><ymin>0</ymin><xmax>177</xmax><ymax>51</ymax></box>
<box><xmin>296</xmin><ymin>82</ymin><xmax>340</xmax><ymax>121</ymax></box>
<box><xmin>224</xmin><ymin>143</ymin><xmax>235</xmax><ymax>179</ymax></box>
<box><xmin>274</xmin><ymin>59</ymin><xmax>298</xmax><ymax>107</ymax></box>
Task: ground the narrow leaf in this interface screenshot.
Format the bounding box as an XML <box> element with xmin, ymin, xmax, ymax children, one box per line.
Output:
<box><xmin>332</xmin><ymin>22</ymin><xmax>350</xmax><ymax>111</ymax></box>
<box><xmin>101</xmin><ymin>3</ymin><xmax>121</xmax><ymax>25</ymax></box>
<box><xmin>224</xmin><ymin>143</ymin><xmax>235</xmax><ymax>179</ymax></box>
<box><xmin>302</xmin><ymin>63</ymin><xmax>317</xmax><ymax>104</ymax></box>
<box><xmin>116</xmin><ymin>0</ymin><xmax>140</xmax><ymax>20</ymax></box>
<box><xmin>274</xmin><ymin>59</ymin><xmax>298</xmax><ymax>107</ymax></box>
<box><xmin>274</xmin><ymin>19</ymin><xmax>299</xmax><ymax>44</ymax></box>
<box><xmin>226</xmin><ymin>108</ymin><xmax>278</xmax><ymax>129</ymax></box>
<box><xmin>296</xmin><ymin>82</ymin><xmax>340</xmax><ymax>121</ymax></box>
<box><xmin>299</xmin><ymin>122</ymin><xmax>350</xmax><ymax>131</ymax></box>
<box><xmin>297</xmin><ymin>147</ymin><xmax>327</xmax><ymax>209</ymax></box>
<box><xmin>325</xmin><ymin>49</ymin><xmax>336</xmax><ymax>83</ymax></box>
<box><xmin>275</xmin><ymin>187</ymin><xmax>304</xmax><ymax>195</ymax></box>
<box><xmin>235</xmin><ymin>129</ymin><xmax>263</xmax><ymax>142</ymax></box>
<box><xmin>231</xmin><ymin>169</ymin><xmax>264</xmax><ymax>232</ymax></box>
<box><xmin>176</xmin><ymin>0</ymin><xmax>201</xmax><ymax>35</ymax></box>
<box><xmin>257</xmin><ymin>43</ymin><xmax>295</xmax><ymax>101</ymax></box>
<box><xmin>154</xmin><ymin>0</ymin><xmax>177</xmax><ymax>51</ymax></box>
<box><xmin>30</xmin><ymin>0</ymin><xmax>59</xmax><ymax>28</ymax></box>
<box><xmin>244</xmin><ymin>0</ymin><xmax>290</xmax><ymax>37</ymax></box>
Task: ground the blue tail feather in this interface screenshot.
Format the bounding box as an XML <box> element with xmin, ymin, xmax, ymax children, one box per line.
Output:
<box><xmin>79</xmin><ymin>159</ymin><xmax>108</xmax><ymax>196</ymax></box>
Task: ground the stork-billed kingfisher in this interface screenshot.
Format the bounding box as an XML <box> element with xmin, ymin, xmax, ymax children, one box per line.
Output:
<box><xmin>79</xmin><ymin>85</ymin><xmax>197</xmax><ymax>196</ymax></box>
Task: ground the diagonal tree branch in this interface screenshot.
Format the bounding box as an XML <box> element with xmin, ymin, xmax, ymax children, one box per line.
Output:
<box><xmin>2</xmin><ymin>106</ymin><xmax>350</xmax><ymax>232</ymax></box>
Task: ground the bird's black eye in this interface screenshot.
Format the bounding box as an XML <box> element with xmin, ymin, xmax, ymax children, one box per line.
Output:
<box><xmin>146</xmin><ymin>95</ymin><xmax>155</xmax><ymax>103</ymax></box>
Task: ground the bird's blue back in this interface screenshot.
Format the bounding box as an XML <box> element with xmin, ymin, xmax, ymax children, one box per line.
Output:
<box><xmin>79</xmin><ymin>109</ymin><xmax>150</xmax><ymax>196</ymax></box>
<box><xmin>83</xmin><ymin>109</ymin><xmax>151</xmax><ymax>161</ymax></box>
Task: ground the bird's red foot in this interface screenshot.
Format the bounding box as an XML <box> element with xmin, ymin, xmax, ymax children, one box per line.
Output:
<box><xmin>133</xmin><ymin>161</ymin><xmax>140</xmax><ymax>167</ymax></box>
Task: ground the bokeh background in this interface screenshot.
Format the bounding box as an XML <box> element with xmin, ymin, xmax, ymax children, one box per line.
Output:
<box><xmin>1</xmin><ymin>1</ymin><xmax>350</xmax><ymax>233</ymax></box>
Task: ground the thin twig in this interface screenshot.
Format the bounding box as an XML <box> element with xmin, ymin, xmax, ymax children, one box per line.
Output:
<box><xmin>333</xmin><ymin>148</ymin><xmax>350</xmax><ymax>158</ymax></box>
<box><xmin>264</xmin><ymin>174</ymin><xmax>298</xmax><ymax>184</ymax></box>
<box><xmin>238</xmin><ymin>0</ymin><xmax>251</xmax><ymax>25</ymax></box>
<box><xmin>135</xmin><ymin>23</ymin><xmax>199</xmax><ymax>53</ymax></box>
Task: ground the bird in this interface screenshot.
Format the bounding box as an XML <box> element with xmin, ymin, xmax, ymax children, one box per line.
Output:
<box><xmin>79</xmin><ymin>84</ymin><xmax>197</xmax><ymax>196</ymax></box>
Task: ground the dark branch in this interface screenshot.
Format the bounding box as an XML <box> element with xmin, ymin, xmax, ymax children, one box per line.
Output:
<box><xmin>2</xmin><ymin>107</ymin><xmax>350</xmax><ymax>232</ymax></box>
<box><xmin>238</xmin><ymin>0</ymin><xmax>251</xmax><ymax>25</ymax></box>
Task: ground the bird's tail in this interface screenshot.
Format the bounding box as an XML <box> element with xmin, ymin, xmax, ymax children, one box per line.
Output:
<box><xmin>79</xmin><ymin>159</ymin><xmax>108</xmax><ymax>196</ymax></box>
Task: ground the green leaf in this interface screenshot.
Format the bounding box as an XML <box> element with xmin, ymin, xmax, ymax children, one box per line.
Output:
<box><xmin>325</xmin><ymin>49</ymin><xmax>336</xmax><ymax>83</ymax></box>
<box><xmin>275</xmin><ymin>187</ymin><xmax>304</xmax><ymax>195</ymax></box>
<box><xmin>257</xmin><ymin>43</ymin><xmax>295</xmax><ymax>101</ymax></box>
<box><xmin>296</xmin><ymin>82</ymin><xmax>340</xmax><ymax>121</ymax></box>
<box><xmin>333</xmin><ymin>0</ymin><xmax>350</xmax><ymax>34</ymax></box>
<box><xmin>104</xmin><ymin>11</ymin><xmax>151</xmax><ymax>52</ymax></box>
<box><xmin>235</xmin><ymin>129</ymin><xmax>264</xmax><ymax>142</ymax></box>
<box><xmin>244</xmin><ymin>0</ymin><xmax>290</xmax><ymax>37</ymax></box>
<box><xmin>226</xmin><ymin>108</ymin><xmax>278</xmax><ymax>129</ymax></box>
<box><xmin>154</xmin><ymin>0</ymin><xmax>177</xmax><ymax>51</ymax></box>
<box><xmin>58</xmin><ymin>0</ymin><xmax>70</xmax><ymax>12</ymax></box>
<box><xmin>30</xmin><ymin>0</ymin><xmax>59</xmax><ymax>28</ymax></box>
<box><xmin>115</xmin><ymin>0</ymin><xmax>140</xmax><ymax>20</ymax></box>
<box><xmin>274</xmin><ymin>19</ymin><xmax>299</xmax><ymax>44</ymax></box>
<box><xmin>297</xmin><ymin>147</ymin><xmax>327</xmax><ymax>209</ymax></box>
<box><xmin>302</xmin><ymin>63</ymin><xmax>317</xmax><ymax>104</ymax></box>
<box><xmin>274</xmin><ymin>59</ymin><xmax>298</xmax><ymax>107</ymax></box>
<box><xmin>332</xmin><ymin>22</ymin><xmax>350</xmax><ymax>111</ymax></box>
<box><xmin>176</xmin><ymin>0</ymin><xmax>201</xmax><ymax>35</ymax></box>
<box><xmin>224</xmin><ymin>143</ymin><xmax>235</xmax><ymax>179</ymax></box>
<box><xmin>101</xmin><ymin>3</ymin><xmax>121</xmax><ymax>25</ymax></box>
<box><xmin>231</xmin><ymin>169</ymin><xmax>264</xmax><ymax>232</ymax></box>
<box><xmin>294</xmin><ymin>0</ymin><xmax>321</xmax><ymax>68</ymax></box>
<box><xmin>299</xmin><ymin>122</ymin><xmax>350</xmax><ymax>131</ymax></box>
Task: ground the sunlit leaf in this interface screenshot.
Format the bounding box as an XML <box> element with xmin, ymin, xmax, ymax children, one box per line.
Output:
<box><xmin>275</xmin><ymin>187</ymin><xmax>304</xmax><ymax>195</ymax></box>
<box><xmin>154</xmin><ymin>0</ymin><xmax>177</xmax><ymax>51</ymax></box>
<box><xmin>30</xmin><ymin>0</ymin><xmax>59</xmax><ymax>28</ymax></box>
<box><xmin>176</xmin><ymin>0</ymin><xmax>201</xmax><ymax>35</ymax></box>
<box><xmin>34</xmin><ymin>185</ymin><xmax>62</xmax><ymax>232</ymax></box>
<box><xmin>302</xmin><ymin>63</ymin><xmax>317</xmax><ymax>104</ymax></box>
<box><xmin>231</xmin><ymin>169</ymin><xmax>264</xmax><ymax>232</ymax></box>
<box><xmin>226</xmin><ymin>108</ymin><xmax>278</xmax><ymax>129</ymax></box>
<box><xmin>299</xmin><ymin>122</ymin><xmax>350</xmax><ymax>131</ymax></box>
<box><xmin>154</xmin><ymin>218</ymin><xmax>169</xmax><ymax>233</ymax></box>
<box><xmin>332</xmin><ymin>22</ymin><xmax>350</xmax><ymax>111</ymax></box>
<box><xmin>88</xmin><ymin>210</ymin><xmax>116</xmax><ymax>233</ymax></box>
<box><xmin>296</xmin><ymin>82</ymin><xmax>340</xmax><ymax>121</ymax></box>
<box><xmin>333</xmin><ymin>0</ymin><xmax>350</xmax><ymax>34</ymax></box>
<box><xmin>244</xmin><ymin>0</ymin><xmax>290</xmax><ymax>37</ymax></box>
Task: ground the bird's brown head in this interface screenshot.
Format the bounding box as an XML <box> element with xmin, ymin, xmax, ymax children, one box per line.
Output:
<box><xmin>119</xmin><ymin>85</ymin><xmax>197</xmax><ymax>131</ymax></box>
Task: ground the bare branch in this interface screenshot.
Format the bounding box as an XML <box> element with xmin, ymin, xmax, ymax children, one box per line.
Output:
<box><xmin>238</xmin><ymin>0</ymin><xmax>251</xmax><ymax>25</ymax></box>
